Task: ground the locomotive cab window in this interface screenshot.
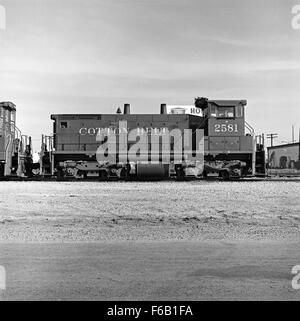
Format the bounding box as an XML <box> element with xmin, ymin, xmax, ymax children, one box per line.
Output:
<box><xmin>235</xmin><ymin>105</ymin><xmax>243</xmax><ymax>118</ymax></box>
<box><xmin>210</xmin><ymin>105</ymin><xmax>217</xmax><ymax>117</ymax></box>
<box><xmin>60</xmin><ymin>122</ymin><xmax>68</xmax><ymax>129</ymax></box>
<box><xmin>216</xmin><ymin>106</ymin><xmax>235</xmax><ymax>118</ymax></box>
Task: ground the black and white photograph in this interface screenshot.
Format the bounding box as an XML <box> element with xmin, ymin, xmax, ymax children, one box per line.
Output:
<box><xmin>0</xmin><ymin>0</ymin><xmax>300</xmax><ymax>310</ymax></box>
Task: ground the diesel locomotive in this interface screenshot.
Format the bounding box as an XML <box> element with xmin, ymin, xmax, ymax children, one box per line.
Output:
<box><xmin>41</xmin><ymin>97</ymin><xmax>266</xmax><ymax>180</ymax></box>
<box><xmin>0</xmin><ymin>102</ymin><xmax>33</xmax><ymax>178</ymax></box>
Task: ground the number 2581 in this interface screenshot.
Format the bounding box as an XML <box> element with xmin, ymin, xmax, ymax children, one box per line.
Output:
<box><xmin>214</xmin><ymin>124</ymin><xmax>238</xmax><ymax>133</ymax></box>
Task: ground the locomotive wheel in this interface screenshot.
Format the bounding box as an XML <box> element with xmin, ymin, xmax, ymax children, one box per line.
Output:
<box><xmin>56</xmin><ymin>169</ymin><xmax>64</xmax><ymax>181</ymax></box>
<box><xmin>0</xmin><ymin>163</ymin><xmax>4</xmax><ymax>178</ymax></box>
<box><xmin>120</xmin><ymin>167</ymin><xmax>128</xmax><ymax>180</ymax></box>
<box><xmin>99</xmin><ymin>170</ymin><xmax>108</xmax><ymax>181</ymax></box>
<box><xmin>220</xmin><ymin>170</ymin><xmax>230</xmax><ymax>180</ymax></box>
<box><xmin>176</xmin><ymin>167</ymin><xmax>185</xmax><ymax>181</ymax></box>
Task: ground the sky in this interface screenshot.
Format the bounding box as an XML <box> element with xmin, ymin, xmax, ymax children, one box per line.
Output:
<box><xmin>0</xmin><ymin>0</ymin><xmax>299</xmax><ymax>151</ymax></box>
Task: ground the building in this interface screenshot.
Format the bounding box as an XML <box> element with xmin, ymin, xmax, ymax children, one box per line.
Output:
<box><xmin>267</xmin><ymin>142</ymin><xmax>300</xmax><ymax>176</ymax></box>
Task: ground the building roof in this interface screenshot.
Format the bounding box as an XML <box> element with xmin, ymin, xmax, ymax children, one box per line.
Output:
<box><xmin>208</xmin><ymin>99</ymin><xmax>247</xmax><ymax>106</ymax></box>
<box><xmin>267</xmin><ymin>142</ymin><xmax>300</xmax><ymax>150</ymax></box>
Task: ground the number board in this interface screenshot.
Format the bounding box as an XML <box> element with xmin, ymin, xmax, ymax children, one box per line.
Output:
<box><xmin>208</xmin><ymin>118</ymin><xmax>244</xmax><ymax>137</ymax></box>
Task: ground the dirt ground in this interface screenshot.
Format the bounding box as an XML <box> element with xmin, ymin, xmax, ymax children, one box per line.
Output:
<box><xmin>0</xmin><ymin>181</ymin><xmax>299</xmax><ymax>242</ymax></box>
<box><xmin>0</xmin><ymin>181</ymin><xmax>299</xmax><ymax>300</ymax></box>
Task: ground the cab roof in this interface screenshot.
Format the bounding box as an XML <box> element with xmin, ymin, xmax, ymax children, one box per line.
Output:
<box><xmin>0</xmin><ymin>102</ymin><xmax>16</xmax><ymax>111</ymax></box>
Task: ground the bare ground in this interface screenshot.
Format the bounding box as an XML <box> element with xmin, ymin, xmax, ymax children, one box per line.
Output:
<box><xmin>0</xmin><ymin>181</ymin><xmax>299</xmax><ymax>242</ymax></box>
<box><xmin>0</xmin><ymin>181</ymin><xmax>299</xmax><ymax>300</ymax></box>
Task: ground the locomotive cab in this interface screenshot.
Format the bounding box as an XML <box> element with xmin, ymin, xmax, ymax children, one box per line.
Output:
<box><xmin>202</xmin><ymin>99</ymin><xmax>259</xmax><ymax>178</ymax></box>
<box><xmin>205</xmin><ymin>100</ymin><xmax>254</xmax><ymax>155</ymax></box>
<box><xmin>208</xmin><ymin>101</ymin><xmax>245</xmax><ymax>136</ymax></box>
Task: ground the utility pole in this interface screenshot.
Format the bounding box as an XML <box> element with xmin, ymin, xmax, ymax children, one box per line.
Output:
<box><xmin>292</xmin><ymin>125</ymin><xmax>295</xmax><ymax>143</ymax></box>
<box><xmin>298</xmin><ymin>127</ymin><xmax>300</xmax><ymax>162</ymax></box>
<box><xmin>266</xmin><ymin>133</ymin><xmax>278</xmax><ymax>147</ymax></box>
<box><xmin>299</xmin><ymin>127</ymin><xmax>300</xmax><ymax>161</ymax></box>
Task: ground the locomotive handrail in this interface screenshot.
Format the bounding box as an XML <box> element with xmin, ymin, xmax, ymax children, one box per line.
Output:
<box><xmin>41</xmin><ymin>134</ymin><xmax>54</xmax><ymax>152</ymax></box>
<box><xmin>10</xmin><ymin>122</ymin><xmax>22</xmax><ymax>139</ymax></box>
<box><xmin>245</xmin><ymin>121</ymin><xmax>254</xmax><ymax>135</ymax></box>
<box><xmin>0</xmin><ymin>116</ymin><xmax>22</xmax><ymax>139</ymax></box>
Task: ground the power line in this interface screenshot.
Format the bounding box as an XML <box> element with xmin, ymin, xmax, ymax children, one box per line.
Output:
<box><xmin>266</xmin><ymin>133</ymin><xmax>278</xmax><ymax>147</ymax></box>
